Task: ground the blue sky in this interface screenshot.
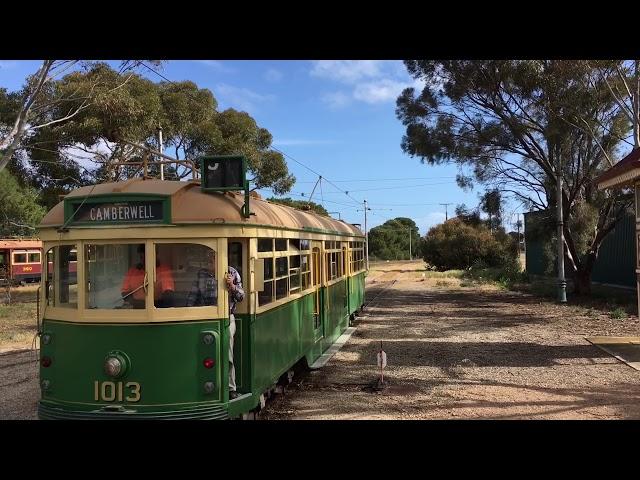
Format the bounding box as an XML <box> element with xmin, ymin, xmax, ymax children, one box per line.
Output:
<box><xmin>0</xmin><ymin>60</ymin><xmax>523</xmax><ymax>234</ymax></box>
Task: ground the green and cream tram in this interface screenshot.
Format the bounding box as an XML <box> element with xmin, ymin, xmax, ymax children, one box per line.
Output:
<box><xmin>37</xmin><ymin>156</ymin><xmax>366</xmax><ymax>419</ymax></box>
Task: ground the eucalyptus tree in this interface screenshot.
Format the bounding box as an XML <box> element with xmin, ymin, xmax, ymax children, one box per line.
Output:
<box><xmin>397</xmin><ymin>60</ymin><xmax>632</xmax><ymax>293</ymax></box>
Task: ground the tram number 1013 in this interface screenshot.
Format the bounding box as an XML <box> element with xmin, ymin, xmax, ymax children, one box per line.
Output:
<box><xmin>94</xmin><ymin>381</ymin><xmax>141</xmax><ymax>402</ymax></box>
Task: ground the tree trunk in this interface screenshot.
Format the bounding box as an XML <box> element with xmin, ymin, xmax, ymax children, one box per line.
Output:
<box><xmin>572</xmin><ymin>266</ymin><xmax>593</xmax><ymax>295</ymax></box>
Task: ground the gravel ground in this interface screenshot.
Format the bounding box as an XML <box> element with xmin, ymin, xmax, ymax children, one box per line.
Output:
<box><xmin>3</xmin><ymin>261</ymin><xmax>640</xmax><ymax>420</ymax></box>
<box><xmin>261</xmin><ymin>261</ymin><xmax>640</xmax><ymax>420</ymax></box>
<box><xmin>0</xmin><ymin>350</ymin><xmax>39</xmax><ymax>420</ymax></box>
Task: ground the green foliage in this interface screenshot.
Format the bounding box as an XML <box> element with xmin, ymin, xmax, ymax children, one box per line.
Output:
<box><xmin>455</xmin><ymin>203</ymin><xmax>482</xmax><ymax>227</ymax></box>
<box><xmin>479</xmin><ymin>189</ymin><xmax>503</xmax><ymax>231</ymax></box>
<box><xmin>368</xmin><ymin>217</ymin><xmax>421</xmax><ymax>260</ymax></box>
<box><xmin>266</xmin><ymin>197</ymin><xmax>329</xmax><ymax>216</ymax></box>
<box><xmin>610</xmin><ymin>307</ymin><xmax>627</xmax><ymax>319</ymax></box>
<box><xmin>397</xmin><ymin>60</ymin><xmax>633</xmax><ymax>293</ymax></box>
<box><xmin>422</xmin><ymin>218</ymin><xmax>517</xmax><ymax>271</ymax></box>
<box><xmin>7</xmin><ymin>62</ymin><xmax>294</xmax><ymax>209</ymax></box>
<box><xmin>0</xmin><ymin>169</ymin><xmax>46</xmax><ymax>236</ymax></box>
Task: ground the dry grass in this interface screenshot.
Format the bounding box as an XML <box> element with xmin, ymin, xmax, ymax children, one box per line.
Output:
<box><xmin>0</xmin><ymin>285</ymin><xmax>39</xmax><ymax>351</ymax></box>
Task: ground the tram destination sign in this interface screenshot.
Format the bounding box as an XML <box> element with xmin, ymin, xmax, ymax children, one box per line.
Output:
<box><xmin>67</xmin><ymin>199</ymin><xmax>167</xmax><ymax>225</ymax></box>
<box><xmin>201</xmin><ymin>155</ymin><xmax>247</xmax><ymax>192</ymax></box>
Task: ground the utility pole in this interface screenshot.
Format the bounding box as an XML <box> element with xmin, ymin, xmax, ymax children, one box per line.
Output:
<box><xmin>557</xmin><ymin>158</ymin><xmax>567</xmax><ymax>303</ymax></box>
<box><xmin>408</xmin><ymin>226</ymin><xmax>412</xmax><ymax>261</ymax></box>
<box><xmin>516</xmin><ymin>213</ymin><xmax>521</xmax><ymax>255</ymax></box>
<box><xmin>440</xmin><ymin>203</ymin><xmax>452</xmax><ymax>221</ymax></box>
<box><xmin>157</xmin><ymin>126</ymin><xmax>164</xmax><ymax>181</ymax></box>
<box><xmin>364</xmin><ymin>199</ymin><xmax>369</xmax><ymax>271</ymax></box>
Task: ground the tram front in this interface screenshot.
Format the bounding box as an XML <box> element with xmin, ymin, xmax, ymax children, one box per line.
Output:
<box><xmin>38</xmin><ymin>186</ymin><xmax>233</xmax><ymax>419</ymax></box>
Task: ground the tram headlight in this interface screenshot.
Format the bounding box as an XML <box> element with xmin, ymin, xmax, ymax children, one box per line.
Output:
<box><xmin>104</xmin><ymin>357</ymin><xmax>122</xmax><ymax>377</ymax></box>
<box><xmin>103</xmin><ymin>352</ymin><xmax>130</xmax><ymax>378</ymax></box>
<box><xmin>42</xmin><ymin>333</ymin><xmax>52</xmax><ymax>345</ymax></box>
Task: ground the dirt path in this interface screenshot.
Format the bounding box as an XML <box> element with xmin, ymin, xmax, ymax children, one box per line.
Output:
<box><xmin>262</xmin><ymin>261</ymin><xmax>640</xmax><ymax>419</ymax></box>
<box><xmin>0</xmin><ymin>350</ymin><xmax>39</xmax><ymax>420</ymax></box>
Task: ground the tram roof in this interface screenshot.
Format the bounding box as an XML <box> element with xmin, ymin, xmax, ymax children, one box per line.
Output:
<box><xmin>39</xmin><ymin>178</ymin><xmax>364</xmax><ymax>237</ymax></box>
<box><xmin>0</xmin><ymin>239</ymin><xmax>42</xmax><ymax>250</ymax></box>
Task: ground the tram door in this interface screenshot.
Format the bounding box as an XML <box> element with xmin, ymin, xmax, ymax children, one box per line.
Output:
<box><xmin>228</xmin><ymin>239</ymin><xmax>248</xmax><ymax>392</ymax></box>
<box><xmin>312</xmin><ymin>244</ymin><xmax>323</xmax><ymax>341</ymax></box>
<box><xmin>342</xmin><ymin>244</ymin><xmax>349</xmax><ymax>314</ymax></box>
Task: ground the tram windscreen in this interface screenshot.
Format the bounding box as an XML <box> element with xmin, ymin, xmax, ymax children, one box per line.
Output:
<box><xmin>86</xmin><ymin>244</ymin><xmax>146</xmax><ymax>309</ymax></box>
<box><xmin>155</xmin><ymin>243</ymin><xmax>218</xmax><ymax>308</ymax></box>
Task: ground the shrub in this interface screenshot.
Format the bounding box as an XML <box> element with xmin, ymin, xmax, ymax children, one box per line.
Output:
<box><xmin>422</xmin><ymin>218</ymin><xmax>517</xmax><ymax>271</ymax></box>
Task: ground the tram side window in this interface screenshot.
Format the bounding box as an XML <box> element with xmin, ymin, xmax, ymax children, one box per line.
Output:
<box><xmin>350</xmin><ymin>242</ymin><xmax>364</xmax><ymax>272</ymax></box>
<box><xmin>301</xmin><ymin>253</ymin><xmax>311</xmax><ymax>290</ymax></box>
<box><xmin>28</xmin><ymin>252</ymin><xmax>41</xmax><ymax>263</ymax></box>
<box><xmin>46</xmin><ymin>245</ymin><xmax>78</xmax><ymax>308</ymax></box>
<box><xmin>325</xmin><ymin>250</ymin><xmax>343</xmax><ymax>281</ymax></box>
<box><xmin>86</xmin><ymin>244</ymin><xmax>145</xmax><ymax>309</ymax></box>
<box><xmin>258</xmin><ymin>238</ymin><xmax>273</xmax><ymax>252</ymax></box>
<box><xmin>155</xmin><ymin>243</ymin><xmax>217</xmax><ymax>308</ymax></box>
<box><xmin>289</xmin><ymin>255</ymin><xmax>301</xmax><ymax>293</ymax></box>
<box><xmin>258</xmin><ymin>258</ymin><xmax>274</xmax><ymax>306</ymax></box>
<box><xmin>275</xmin><ymin>256</ymin><xmax>288</xmax><ymax>300</ymax></box>
<box><xmin>13</xmin><ymin>252</ymin><xmax>27</xmax><ymax>264</ymax></box>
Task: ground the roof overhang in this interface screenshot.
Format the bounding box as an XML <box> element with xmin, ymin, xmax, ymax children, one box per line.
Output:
<box><xmin>597</xmin><ymin>148</ymin><xmax>640</xmax><ymax>190</ymax></box>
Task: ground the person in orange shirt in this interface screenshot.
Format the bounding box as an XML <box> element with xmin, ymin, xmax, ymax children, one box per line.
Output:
<box><xmin>154</xmin><ymin>259</ymin><xmax>175</xmax><ymax>308</ymax></box>
<box><xmin>121</xmin><ymin>245</ymin><xmax>176</xmax><ymax>308</ymax></box>
<box><xmin>121</xmin><ymin>245</ymin><xmax>147</xmax><ymax>309</ymax></box>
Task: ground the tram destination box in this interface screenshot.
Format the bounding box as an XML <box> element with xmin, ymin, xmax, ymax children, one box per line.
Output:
<box><xmin>64</xmin><ymin>196</ymin><xmax>171</xmax><ymax>225</ymax></box>
<box><xmin>200</xmin><ymin>155</ymin><xmax>247</xmax><ymax>192</ymax></box>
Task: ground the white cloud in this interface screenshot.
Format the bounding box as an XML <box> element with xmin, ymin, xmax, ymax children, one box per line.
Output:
<box><xmin>0</xmin><ymin>60</ymin><xmax>17</xmax><ymax>69</ymax></box>
<box><xmin>194</xmin><ymin>60</ymin><xmax>235</xmax><ymax>73</ymax></box>
<box><xmin>310</xmin><ymin>60</ymin><xmax>419</xmax><ymax>108</ymax></box>
<box><xmin>353</xmin><ymin>79</ymin><xmax>411</xmax><ymax>104</ymax></box>
<box><xmin>215</xmin><ymin>84</ymin><xmax>275</xmax><ymax>113</ymax></box>
<box><xmin>310</xmin><ymin>60</ymin><xmax>386</xmax><ymax>84</ymax></box>
<box><xmin>321</xmin><ymin>91</ymin><xmax>352</xmax><ymax>109</ymax></box>
<box><xmin>264</xmin><ymin>68</ymin><xmax>283</xmax><ymax>82</ymax></box>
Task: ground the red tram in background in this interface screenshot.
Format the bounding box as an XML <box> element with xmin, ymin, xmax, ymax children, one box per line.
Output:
<box><xmin>0</xmin><ymin>239</ymin><xmax>78</xmax><ymax>285</ymax></box>
<box><xmin>0</xmin><ymin>239</ymin><xmax>43</xmax><ymax>285</ymax></box>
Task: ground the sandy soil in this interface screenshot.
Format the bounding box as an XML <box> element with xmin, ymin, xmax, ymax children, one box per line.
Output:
<box><xmin>261</xmin><ymin>261</ymin><xmax>640</xmax><ymax>419</ymax></box>
<box><xmin>3</xmin><ymin>261</ymin><xmax>640</xmax><ymax>420</ymax></box>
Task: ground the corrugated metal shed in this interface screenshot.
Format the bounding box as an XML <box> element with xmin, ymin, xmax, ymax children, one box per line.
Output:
<box><xmin>524</xmin><ymin>211</ymin><xmax>636</xmax><ymax>288</ymax></box>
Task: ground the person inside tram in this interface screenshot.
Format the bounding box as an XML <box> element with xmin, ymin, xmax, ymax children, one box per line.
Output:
<box><xmin>121</xmin><ymin>244</ymin><xmax>176</xmax><ymax>308</ymax></box>
<box><xmin>185</xmin><ymin>249</ymin><xmax>218</xmax><ymax>307</ymax></box>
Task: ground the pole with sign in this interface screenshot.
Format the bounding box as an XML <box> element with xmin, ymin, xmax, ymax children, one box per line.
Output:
<box><xmin>376</xmin><ymin>341</ymin><xmax>387</xmax><ymax>386</ymax></box>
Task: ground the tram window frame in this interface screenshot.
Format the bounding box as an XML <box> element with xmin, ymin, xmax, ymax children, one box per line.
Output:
<box><xmin>153</xmin><ymin>242</ymin><xmax>219</xmax><ymax>309</ymax></box>
<box><xmin>258</xmin><ymin>238</ymin><xmax>273</xmax><ymax>252</ymax></box>
<box><xmin>28</xmin><ymin>251</ymin><xmax>41</xmax><ymax>263</ymax></box>
<box><xmin>13</xmin><ymin>252</ymin><xmax>27</xmax><ymax>264</ymax></box>
<box><xmin>289</xmin><ymin>254</ymin><xmax>301</xmax><ymax>293</ymax></box>
<box><xmin>350</xmin><ymin>241</ymin><xmax>365</xmax><ymax>273</ymax></box>
<box><xmin>257</xmin><ymin>236</ymin><xmax>314</xmax><ymax>309</ymax></box>
<box><xmin>45</xmin><ymin>244</ymin><xmax>78</xmax><ymax>309</ymax></box>
<box><xmin>85</xmin><ymin>243</ymin><xmax>148</xmax><ymax>310</ymax></box>
<box><xmin>325</xmin><ymin>241</ymin><xmax>344</xmax><ymax>282</ymax></box>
